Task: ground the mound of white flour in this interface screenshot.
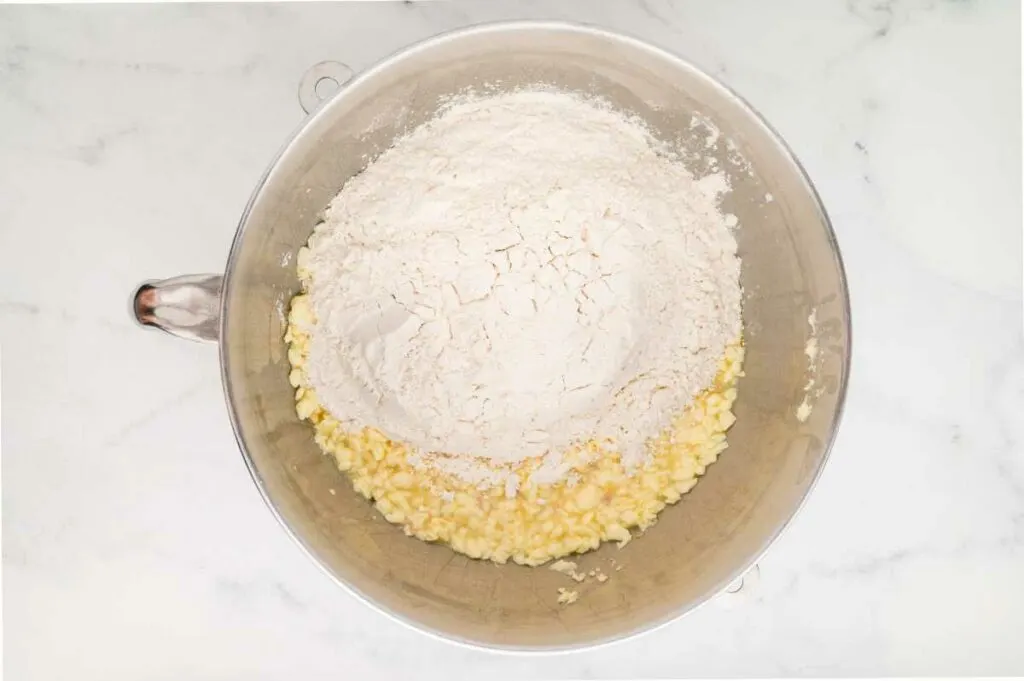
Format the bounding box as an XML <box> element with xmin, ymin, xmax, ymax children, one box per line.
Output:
<box><xmin>303</xmin><ymin>89</ymin><xmax>742</xmax><ymax>487</ymax></box>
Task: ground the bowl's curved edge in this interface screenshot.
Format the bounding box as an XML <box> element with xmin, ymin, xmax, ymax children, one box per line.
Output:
<box><xmin>217</xmin><ymin>18</ymin><xmax>853</xmax><ymax>654</ymax></box>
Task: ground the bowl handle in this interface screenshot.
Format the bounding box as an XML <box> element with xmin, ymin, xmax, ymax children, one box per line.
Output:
<box><xmin>130</xmin><ymin>274</ymin><xmax>222</xmax><ymax>343</ymax></box>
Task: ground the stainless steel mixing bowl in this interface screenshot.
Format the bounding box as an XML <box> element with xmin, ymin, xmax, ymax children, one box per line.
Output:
<box><xmin>131</xmin><ymin>21</ymin><xmax>851</xmax><ymax>650</ymax></box>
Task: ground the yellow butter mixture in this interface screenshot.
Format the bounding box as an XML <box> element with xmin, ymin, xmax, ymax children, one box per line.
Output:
<box><xmin>286</xmin><ymin>289</ymin><xmax>743</xmax><ymax>566</ymax></box>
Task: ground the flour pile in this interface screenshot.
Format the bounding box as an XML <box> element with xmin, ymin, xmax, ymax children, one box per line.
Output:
<box><xmin>301</xmin><ymin>89</ymin><xmax>742</xmax><ymax>488</ymax></box>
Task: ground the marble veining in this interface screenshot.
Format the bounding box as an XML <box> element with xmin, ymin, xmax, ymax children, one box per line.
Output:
<box><xmin>1</xmin><ymin>1</ymin><xmax>1021</xmax><ymax>678</ymax></box>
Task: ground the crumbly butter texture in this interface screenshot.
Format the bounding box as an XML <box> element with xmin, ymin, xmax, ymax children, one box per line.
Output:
<box><xmin>287</xmin><ymin>290</ymin><xmax>743</xmax><ymax>566</ymax></box>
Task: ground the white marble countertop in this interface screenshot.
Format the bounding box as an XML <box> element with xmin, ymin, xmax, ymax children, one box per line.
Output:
<box><xmin>2</xmin><ymin>1</ymin><xmax>1021</xmax><ymax>678</ymax></box>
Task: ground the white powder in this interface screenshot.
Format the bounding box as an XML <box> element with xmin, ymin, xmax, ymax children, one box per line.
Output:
<box><xmin>303</xmin><ymin>89</ymin><xmax>741</xmax><ymax>488</ymax></box>
<box><xmin>797</xmin><ymin>309</ymin><xmax>821</xmax><ymax>423</ymax></box>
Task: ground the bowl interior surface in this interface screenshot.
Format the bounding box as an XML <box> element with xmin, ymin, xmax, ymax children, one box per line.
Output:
<box><xmin>221</xmin><ymin>23</ymin><xmax>849</xmax><ymax>649</ymax></box>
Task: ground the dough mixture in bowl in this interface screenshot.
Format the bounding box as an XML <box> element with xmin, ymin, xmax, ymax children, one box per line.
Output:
<box><xmin>285</xmin><ymin>88</ymin><xmax>743</xmax><ymax>566</ymax></box>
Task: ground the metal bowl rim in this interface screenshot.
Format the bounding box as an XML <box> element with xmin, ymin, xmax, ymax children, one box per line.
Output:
<box><xmin>217</xmin><ymin>18</ymin><xmax>853</xmax><ymax>654</ymax></box>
